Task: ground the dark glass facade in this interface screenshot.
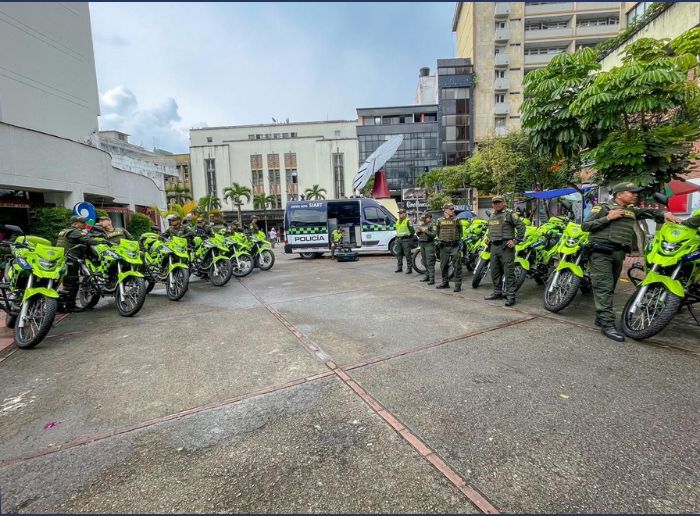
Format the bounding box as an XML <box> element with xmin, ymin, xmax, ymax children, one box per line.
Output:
<box><xmin>356</xmin><ymin>106</ymin><xmax>440</xmax><ymax>194</ymax></box>
<box><xmin>437</xmin><ymin>58</ymin><xmax>475</xmax><ymax>166</ymax></box>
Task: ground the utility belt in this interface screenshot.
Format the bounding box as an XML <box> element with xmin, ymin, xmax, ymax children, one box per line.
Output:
<box><xmin>397</xmin><ymin>235</ymin><xmax>413</xmax><ymax>240</ymax></box>
<box><xmin>418</xmin><ymin>237</ymin><xmax>435</xmax><ymax>244</ymax></box>
<box><xmin>589</xmin><ymin>241</ymin><xmax>630</xmax><ymax>255</ymax></box>
<box><xmin>438</xmin><ymin>240</ymin><xmax>460</xmax><ymax>247</ymax></box>
<box><xmin>489</xmin><ymin>240</ymin><xmax>513</xmax><ymax>246</ymax></box>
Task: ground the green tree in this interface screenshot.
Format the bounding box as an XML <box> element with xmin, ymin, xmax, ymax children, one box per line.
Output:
<box><xmin>427</xmin><ymin>191</ymin><xmax>452</xmax><ymax>211</ymax></box>
<box><xmin>28</xmin><ymin>207</ymin><xmax>72</xmax><ymax>245</ymax></box>
<box><xmin>570</xmin><ymin>31</ymin><xmax>700</xmax><ymax>187</ymax></box>
<box><xmin>304</xmin><ymin>184</ymin><xmax>327</xmax><ymax>200</ymax></box>
<box><xmin>222</xmin><ymin>182</ymin><xmax>252</xmax><ymax>226</ymax></box>
<box><xmin>253</xmin><ymin>194</ymin><xmax>274</xmax><ymax>232</ymax></box>
<box><xmin>197</xmin><ymin>195</ymin><xmax>222</xmax><ymax>221</ymax></box>
<box><xmin>166</xmin><ymin>184</ymin><xmax>193</xmax><ymax>206</ymax></box>
<box><xmin>126</xmin><ymin>213</ymin><xmax>154</xmax><ymax>239</ymax></box>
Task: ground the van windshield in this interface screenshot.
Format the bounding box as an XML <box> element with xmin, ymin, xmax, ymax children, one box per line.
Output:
<box><xmin>287</xmin><ymin>206</ymin><xmax>326</xmax><ymax>226</ymax></box>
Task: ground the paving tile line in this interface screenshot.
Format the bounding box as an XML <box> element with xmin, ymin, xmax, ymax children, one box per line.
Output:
<box><xmin>239</xmin><ymin>279</ymin><xmax>501</xmax><ymax>514</ymax></box>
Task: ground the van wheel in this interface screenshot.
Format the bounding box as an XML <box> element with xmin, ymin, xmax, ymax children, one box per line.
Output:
<box><xmin>389</xmin><ymin>239</ymin><xmax>398</xmax><ymax>256</ymax></box>
<box><xmin>300</xmin><ymin>252</ymin><xmax>316</xmax><ymax>259</ymax></box>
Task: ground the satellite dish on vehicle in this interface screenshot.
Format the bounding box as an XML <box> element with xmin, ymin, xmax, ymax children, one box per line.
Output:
<box><xmin>352</xmin><ymin>134</ymin><xmax>404</xmax><ymax>192</ymax></box>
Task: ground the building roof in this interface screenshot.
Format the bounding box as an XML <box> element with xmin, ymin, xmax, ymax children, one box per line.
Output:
<box><xmin>452</xmin><ymin>2</ymin><xmax>462</xmax><ymax>33</ymax></box>
<box><xmin>190</xmin><ymin>119</ymin><xmax>357</xmax><ymax>132</ymax></box>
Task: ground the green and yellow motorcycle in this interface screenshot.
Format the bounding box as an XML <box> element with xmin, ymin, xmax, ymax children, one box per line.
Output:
<box><xmin>543</xmin><ymin>221</ymin><xmax>591</xmax><ymax>312</ymax></box>
<box><xmin>621</xmin><ymin>211</ymin><xmax>700</xmax><ymax>340</ymax></box>
<box><xmin>513</xmin><ymin>216</ymin><xmax>567</xmax><ymax>292</ymax></box>
<box><xmin>76</xmin><ymin>239</ymin><xmax>148</xmax><ymax>316</ymax></box>
<box><xmin>219</xmin><ymin>231</ymin><xmax>254</xmax><ymax>278</ymax></box>
<box><xmin>462</xmin><ymin>219</ymin><xmax>488</xmax><ymax>272</ymax></box>
<box><xmin>0</xmin><ymin>226</ymin><xmax>66</xmax><ymax>348</ymax></box>
<box><xmin>190</xmin><ymin>233</ymin><xmax>233</xmax><ymax>286</ymax></box>
<box><xmin>140</xmin><ymin>232</ymin><xmax>190</xmax><ymax>301</ymax></box>
<box><xmin>471</xmin><ymin>232</ymin><xmax>492</xmax><ymax>289</ymax></box>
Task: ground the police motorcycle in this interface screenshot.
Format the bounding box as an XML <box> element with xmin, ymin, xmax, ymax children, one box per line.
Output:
<box><xmin>512</xmin><ymin>216</ymin><xmax>567</xmax><ymax>292</ymax></box>
<box><xmin>139</xmin><ymin>230</ymin><xmax>190</xmax><ymax>301</ymax></box>
<box><xmin>621</xmin><ymin>200</ymin><xmax>700</xmax><ymax>340</ymax></box>
<box><xmin>249</xmin><ymin>230</ymin><xmax>275</xmax><ymax>271</ymax></box>
<box><xmin>462</xmin><ymin>219</ymin><xmax>489</xmax><ymax>272</ymax></box>
<box><xmin>217</xmin><ymin>229</ymin><xmax>254</xmax><ymax>278</ymax></box>
<box><xmin>75</xmin><ymin>235</ymin><xmax>148</xmax><ymax>317</ymax></box>
<box><xmin>471</xmin><ymin>231</ymin><xmax>492</xmax><ymax>289</ymax></box>
<box><xmin>189</xmin><ymin>232</ymin><xmax>233</xmax><ymax>286</ymax></box>
<box><xmin>0</xmin><ymin>225</ymin><xmax>66</xmax><ymax>349</ymax></box>
<box><xmin>543</xmin><ymin>221</ymin><xmax>592</xmax><ymax>312</ymax></box>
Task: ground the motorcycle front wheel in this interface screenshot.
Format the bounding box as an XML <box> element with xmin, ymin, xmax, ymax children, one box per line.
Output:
<box><xmin>412</xmin><ymin>250</ymin><xmax>426</xmax><ymax>274</ymax></box>
<box><xmin>14</xmin><ymin>296</ymin><xmax>58</xmax><ymax>349</ymax></box>
<box><xmin>78</xmin><ymin>280</ymin><xmax>100</xmax><ymax>309</ymax></box>
<box><xmin>231</xmin><ymin>255</ymin><xmax>254</xmax><ymax>277</ymax></box>
<box><xmin>257</xmin><ymin>250</ymin><xmax>275</xmax><ymax>271</ymax></box>
<box><xmin>514</xmin><ymin>264</ymin><xmax>528</xmax><ymax>292</ymax></box>
<box><xmin>621</xmin><ymin>284</ymin><xmax>682</xmax><ymax>340</ymax></box>
<box><xmin>209</xmin><ymin>259</ymin><xmax>233</xmax><ymax>286</ymax></box>
<box><xmin>472</xmin><ymin>258</ymin><xmax>490</xmax><ymax>289</ymax></box>
<box><xmin>166</xmin><ymin>268</ymin><xmax>189</xmax><ymax>301</ymax></box>
<box><xmin>543</xmin><ymin>269</ymin><xmax>580</xmax><ymax>312</ymax></box>
<box><xmin>116</xmin><ymin>277</ymin><xmax>147</xmax><ymax>317</ymax></box>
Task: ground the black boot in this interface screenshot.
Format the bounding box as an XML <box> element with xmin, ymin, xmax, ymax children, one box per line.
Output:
<box><xmin>505</xmin><ymin>296</ymin><xmax>515</xmax><ymax>306</ymax></box>
<box><xmin>453</xmin><ymin>285</ymin><xmax>462</xmax><ymax>293</ymax></box>
<box><xmin>419</xmin><ymin>277</ymin><xmax>429</xmax><ymax>282</ymax></box>
<box><xmin>594</xmin><ymin>318</ymin><xmax>603</xmax><ymax>327</ymax></box>
<box><xmin>395</xmin><ymin>268</ymin><xmax>402</xmax><ymax>273</ymax></box>
<box><xmin>406</xmin><ymin>270</ymin><xmax>412</xmax><ymax>274</ymax></box>
<box><xmin>602</xmin><ymin>326</ymin><xmax>625</xmax><ymax>342</ymax></box>
<box><xmin>484</xmin><ymin>293</ymin><xmax>503</xmax><ymax>300</ymax></box>
<box><xmin>427</xmin><ymin>280</ymin><xmax>435</xmax><ymax>285</ymax></box>
<box><xmin>436</xmin><ymin>283</ymin><xmax>449</xmax><ymax>289</ymax></box>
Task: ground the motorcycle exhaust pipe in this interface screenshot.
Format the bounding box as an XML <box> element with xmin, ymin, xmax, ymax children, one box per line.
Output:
<box><xmin>18</xmin><ymin>275</ymin><xmax>34</xmax><ymax>328</ymax></box>
<box><xmin>629</xmin><ymin>264</ymin><xmax>658</xmax><ymax>314</ymax></box>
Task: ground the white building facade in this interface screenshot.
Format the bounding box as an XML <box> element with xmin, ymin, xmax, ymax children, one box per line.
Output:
<box><xmin>0</xmin><ymin>3</ymin><xmax>167</xmax><ymax>226</ymax></box>
<box><xmin>190</xmin><ymin>121</ymin><xmax>358</xmax><ymax>214</ymax></box>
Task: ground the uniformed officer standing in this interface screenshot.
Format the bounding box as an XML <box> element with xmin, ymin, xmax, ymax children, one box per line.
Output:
<box><xmin>96</xmin><ymin>216</ymin><xmax>133</xmax><ymax>244</ymax></box>
<box><xmin>330</xmin><ymin>227</ymin><xmax>344</xmax><ymax>260</ymax></box>
<box><xmin>484</xmin><ymin>196</ymin><xmax>526</xmax><ymax>306</ymax></box>
<box><xmin>582</xmin><ymin>182</ymin><xmax>680</xmax><ymax>341</ymax></box>
<box><xmin>56</xmin><ymin>216</ymin><xmax>101</xmax><ymax>312</ymax></box>
<box><xmin>435</xmin><ymin>203</ymin><xmax>462</xmax><ymax>292</ymax></box>
<box><xmin>163</xmin><ymin>214</ymin><xmax>196</xmax><ymax>240</ymax></box>
<box><xmin>416</xmin><ymin>213</ymin><xmax>436</xmax><ymax>284</ymax></box>
<box><xmin>394</xmin><ymin>208</ymin><xmax>415</xmax><ymax>274</ymax></box>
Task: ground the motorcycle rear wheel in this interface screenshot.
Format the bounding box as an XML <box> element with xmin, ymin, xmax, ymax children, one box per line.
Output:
<box><xmin>544</xmin><ymin>269</ymin><xmax>580</xmax><ymax>313</ymax></box>
<box><xmin>116</xmin><ymin>277</ymin><xmax>147</xmax><ymax>317</ymax></box>
<box><xmin>231</xmin><ymin>255</ymin><xmax>254</xmax><ymax>278</ymax></box>
<box><xmin>14</xmin><ymin>296</ymin><xmax>58</xmax><ymax>349</ymax></box>
<box><xmin>514</xmin><ymin>264</ymin><xmax>528</xmax><ymax>292</ymax></box>
<box><xmin>210</xmin><ymin>259</ymin><xmax>233</xmax><ymax>286</ymax></box>
<box><xmin>166</xmin><ymin>268</ymin><xmax>189</xmax><ymax>301</ymax></box>
<box><xmin>78</xmin><ymin>280</ymin><xmax>100</xmax><ymax>309</ymax></box>
<box><xmin>258</xmin><ymin>250</ymin><xmax>275</xmax><ymax>271</ymax></box>
<box><xmin>621</xmin><ymin>284</ymin><xmax>682</xmax><ymax>340</ymax></box>
<box><xmin>472</xmin><ymin>258</ymin><xmax>490</xmax><ymax>289</ymax></box>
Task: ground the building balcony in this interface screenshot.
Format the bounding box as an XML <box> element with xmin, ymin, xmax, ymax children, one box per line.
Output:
<box><xmin>525</xmin><ymin>27</ymin><xmax>573</xmax><ymax>40</ymax></box>
<box><xmin>574</xmin><ymin>24</ymin><xmax>619</xmax><ymax>38</ymax></box>
<box><xmin>575</xmin><ymin>1</ymin><xmax>619</xmax><ymax>12</ymax></box>
<box><xmin>494</xmin><ymin>102</ymin><xmax>510</xmax><ymax>116</ymax></box>
<box><xmin>494</xmin><ymin>78</ymin><xmax>510</xmax><ymax>91</ymax></box>
<box><xmin>495</xmin><ymin>28</ymin><xmax>512</xmax><ymax>42</ymax></box>
<box><xmin>494</xmin><ymin>53</ymin><xmax>511</xmax><ymax>67</ymax></box>
<box><xmin>494</xmin><ymin>2</ymin><xmax>511</xmax><ymax>17</ymax></box>
<box><xmin>525</xmin><ymin>2</ymin><xmax>573</xmax><ymax>16</ymax></box>
<box><xmin>524</xmin><ymin>52</ymin><xmax>560</xmax><ymax>66</ymax></box>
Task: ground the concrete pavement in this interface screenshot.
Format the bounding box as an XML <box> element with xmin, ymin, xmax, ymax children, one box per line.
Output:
<box><xmin>0</xmin><ymin>250</ymin><xmax>698</xmax><ymax>513</ymax></box>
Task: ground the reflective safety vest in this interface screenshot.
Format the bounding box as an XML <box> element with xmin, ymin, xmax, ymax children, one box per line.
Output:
<box><xmin>396</xmin><ymin>218</ymin><xmax>411</xmax><ymax>237</ymax></box>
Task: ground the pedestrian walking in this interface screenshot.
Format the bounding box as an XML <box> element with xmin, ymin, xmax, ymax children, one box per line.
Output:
<box><xmin>269</xmin><ymin>227</ymin><xmax>277</xmax><ymax>248</ymax></box>
<box><xmin>416</xmin><ymin>213</ymin><xmax>436</xmax><ymax>285</ymax></box>
<box><xmin>484</xmin><ymin>196</ymin><xmax>527</xmax><ymax>306</ymax></box>
<box><xmin>435</xmin><ymin>203</ymin><xmax>462</xmax><ymax>292</ymax></box>
<box><xmin>582</xmin><ymin>182</ymin><xmax>680</xmax><ymax>342</ymax></box>
<box><xmin>394</xmin><ymin>208</ymin><xmax>414</xmax><ymax>274</ymax></box>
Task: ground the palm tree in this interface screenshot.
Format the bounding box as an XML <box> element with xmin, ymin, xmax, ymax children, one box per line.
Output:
<box><xmin>253</xmin><ymin>193</ymin><xmax>274</xmax><ymax>232</ymax></box>
<box><xmin>304</xmin><ymin>184</ymin><xmax>327</xmax><ymax>200</ymax></box>
<box><xmin>198</xmin><ymin>195</ymin><xmax>222</xmax><ymax>221</ymax></box>
<box><xmin>166</xmin><ymin>184</ymin><xmax>193</xmax><ymax>206</ymax></box>
<box><xmin>223</xmin><ymin>182</ymin><xmax>252</xmax><ymax>226</ymax></box>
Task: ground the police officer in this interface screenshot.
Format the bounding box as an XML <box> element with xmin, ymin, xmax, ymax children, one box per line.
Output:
<box><xmin>435</xmin><ymin>203</ymin><xmax>462</xmax><ymax>292</ymax></box>
<box><xmin>195</xmin><ymin>217</ymin><xmax>214</xmax><ymax>238</ymax></box>
<box><xmin>249</xmin><ymin>216</ymin><xmax>260</xmax><ymax>234</ymax></box>
<box><xmin>330</xmin><ymin>227</ymin><xmax>344</xmax><ymax>260</ymax></box>
<box><xmin>96</xmin><ymin>216</ymin><xmax>133</xmax><ymax>244</ymax></box>
<box><xmin>484</xmin><ymin>196</ymin><xmax>526</xmax><ymax>306</ymax></box>
<box><xmin>394</xmin><ymin>208</ymin><xmax>415</xmax><ymax>274</ymax></box>
<box><xmin>56</xmin><ymin>216</ymin><xmax>101</xmax><ymax>312</ymax></box>
<box><xmin>163</xmin><ymin>214</ymin><xmax>196</xmax><ymax>239</ymax></box>
<box><xmin>416</xmin><ymin>213</ymin><xmax>436</xmax><ymax>284</ymax></box>
<box><xmin>582</xmin><ymin>182</ymin><xmax>680</xmax><ymax>342</ymax></box>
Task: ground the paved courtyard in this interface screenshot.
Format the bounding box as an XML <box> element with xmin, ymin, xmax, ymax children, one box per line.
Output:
<box><xmin>0</xmin><ymin>249</ymin><xmax>698</xmax><ymax>513</ymax></box>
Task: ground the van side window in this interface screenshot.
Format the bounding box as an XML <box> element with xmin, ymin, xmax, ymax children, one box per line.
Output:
<box><xmin>364</xmin><ymin>206</ymin><xmax>385</xmax><ymax>225</ymax></box>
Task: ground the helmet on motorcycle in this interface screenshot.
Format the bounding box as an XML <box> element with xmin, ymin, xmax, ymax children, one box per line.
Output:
<box><xmin>166</xmin><ymin>214</ymin><xmax>181</xmax><ymax>224</ymax></box>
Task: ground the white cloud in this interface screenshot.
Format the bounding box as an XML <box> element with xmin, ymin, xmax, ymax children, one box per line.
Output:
<box><xmin>99</xmin><ymin>85</ymin><xmax>188</xmax><ymax>153</ymax></box>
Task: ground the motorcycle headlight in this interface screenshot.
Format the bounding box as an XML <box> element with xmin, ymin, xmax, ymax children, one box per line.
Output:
<box><xmin>161</xmin><ymin>246</ymin><xmax>172</xmax><ymax>253</ymax></box>
<box><xmin>106</xmin><ymin>250</ymin><xmax>119</xmax><ymax>259</ymax></box>
<box><xmin>39</xmin><ymin>258</ymin><xmax>55</xmax><ymax>269</ymax></box>
<box><xmin>566</xmin><ymin>238</ymin><xmax>577</xmax><ymax>246</ymax></box>
<box><xmin>661</xmin><ymin>241</ymin><xmax>680</xmax><ymax>253</ymax></box>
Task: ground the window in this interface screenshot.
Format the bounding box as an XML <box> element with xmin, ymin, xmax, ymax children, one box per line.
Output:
<box><xmin>496</xmin><ymin>94</ymin><xmax>506</xmax><ymax>103</ymax></box>
<box><xmin>495</xmin><ymin>46</ymin><xmax>506</xmax><ymax>54</ymax></box>
<box><xmin>204</xmin><ymin>158</ymin><xmax>217</xmax><ymax>196</ymax></box>
<box><xmin>333</xmin><ymin>152</ymin><xmax>345</xmax><ymax>198</ymax></box>
<box><xmin>524</xmin><ymin>46</ymin><xmax>566</xmax><ymax>55</ymax></box>
<box><xmin>626</xmin><ymin>2</ymin><xmax>651</xmax><ymax>26</ymax></box>
<box><xmin>364</xmin><ymin>206</ymin><xmax>387</xmax><ymax>225</ymax></box>
<box><xmin>267</xmin><ymin>154</ymin><xmax>280</xmax><ymax>197</ymax></box>
<box><xmin>525</xmin><ymin>20</ymin><xmax>569</xmax><ymax>31</ymax></box>
<box><xmin>576</xmin><ymin>16</ymin><xmax>619</xmax><ymax>27</ymax></box>
<box><xmin>206</xmin><ymin>137</ymin><xmax>213</xmax><ymax>143</ymax></box>
<box><xmin>288</xmin><ymin>207</ymin><xmax>326</xmax><ymax>227</ymax></box>
<box><xmin>496</xmin><ymin>21</ymin><xmax>507</xmax><ymax>29</ymax></box>
<box><xmin>495</xmin><ymin>118</ymin><xmax>507</xmax><ymax>136</ymax></box>
<box><xmin>251</xmin><ymin>154</ymin><xmax>263</xmax><ymax>194</ymax></box>
<box><xmin>290</xmin><ymin>132</ymin><xmax>298</xmax><ymax>137</ymax></box>
<box><xmin>496</xmin><ymin>70</ymin><xmax>506</xmax><ymax>79</ymax></box>
<box><xmin>334</xmin><ymin>130</ymin><xmax>341</xmax><ymax>137</ymax></box>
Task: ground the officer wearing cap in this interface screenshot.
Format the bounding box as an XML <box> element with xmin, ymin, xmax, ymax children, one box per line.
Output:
<box><xmin>96</xmin><ymin>215</ymin><xmax>133</xmax><ymax>244</ymax></box>
<box><xmin>394</xmin><ymin>208</ymin><xmax>415</xmax><ymax>273</ymax></box>
<box><xmin>56</xmin><ymin>216</ymin><xmax>101</xmax><ymax>312</ymax></box>
<box><xmin>484</xmin><ymin>195</ymin><xmax>526</xmax><ymax>306</ymax></box>
<box><xmin>163</xmin><ymin>214</ymin><xmax>196</xmax><ymax>239</ymax></box>
<box><xmin>416</xmin><ymin>212</ymin><xmax>437</xmax><ymax>284</ymax></box>
<box><xmin>435</xmin><ymin>203</ymin><xmax>463</xmax><ymax>292</ymax></box>
<box><xmin>582</xmin><ymin>182</ymin><xmax>681</xmax><ymax>342</ymax></box>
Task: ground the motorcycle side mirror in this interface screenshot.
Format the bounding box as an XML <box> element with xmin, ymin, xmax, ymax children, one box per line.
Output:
<box><xmin>653</xmin><ymin>192</ymin><xmax>669</xmax><ymax>207</ymax></box>
<box><xmin>0</xmin><ymin>224</ymin><xmax>23</xmax><ymax>235</ymax></box>
<box><xmin>485</xmin><ymin>210</ymin><xmax>492</xmax><ymax>217</ymax></box>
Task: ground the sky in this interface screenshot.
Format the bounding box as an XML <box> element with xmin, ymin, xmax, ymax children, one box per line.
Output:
<box><xmin>90</xmin><ymin>2</ymin><xmax>456</xmax><ymax>153</ymax></box>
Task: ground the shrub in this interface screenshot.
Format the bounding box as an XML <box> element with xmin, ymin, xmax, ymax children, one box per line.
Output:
<box><xmin>28</xmin><ymin>207</ymin><xmax>73</xmax><ymax>245</ymax></box>
<box><xmin>96</xmin><ymin>208</ymin><xmax>109</xmax><ymax>219</ymax></box>
<box><xmin>126</xmin><ymin>213</ymin><xmax>153</xmax><ymax>239</ymax></box>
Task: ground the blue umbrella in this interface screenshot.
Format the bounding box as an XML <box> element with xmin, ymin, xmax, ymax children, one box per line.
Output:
<box><xmin>456</xmin><ymin>210</ymin><xmax>476</xmax><ymax>220</ymax></box>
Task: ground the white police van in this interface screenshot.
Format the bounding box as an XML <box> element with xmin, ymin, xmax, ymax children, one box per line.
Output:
<box><xmin>284</xmin><ymin>199</ymin><xmax>397</xmax><ymax>258</ymax></box>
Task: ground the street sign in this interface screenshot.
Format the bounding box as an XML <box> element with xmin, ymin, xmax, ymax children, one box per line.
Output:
<box><xmin>402</xmin><ymin>188</ymin><xmax>426</xmax><ymax>200</ymax></box>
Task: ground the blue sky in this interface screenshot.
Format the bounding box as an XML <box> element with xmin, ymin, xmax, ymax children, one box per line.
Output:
<box><xmin>90</xmin><ymin>2</ymin><xmax>456</xmax><ymax>153</ymax></box>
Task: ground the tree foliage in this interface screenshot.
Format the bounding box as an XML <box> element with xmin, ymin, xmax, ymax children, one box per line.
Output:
<box><xmin>28</xmin><ymin>207</ymin><xmax>72</xmax><ymax>245</ymax></box>
<box><xmin>223</xmin><ymin>182</ymin><xmax>252</xmax><ymax>225</ymax></box>
<box><xmin>304</xmin><ymin>184</ymin><xmax>327</xmax><ymax>200</ymax></box>
<box><xmin>126</xmin><ymin>213</ymin><xmax>153</xmax><ymax>239</ymax></box>
<box><xmin>166</xmin><ymin>184</ymin><xmax>193</xmax><ymax>206</ymax></box>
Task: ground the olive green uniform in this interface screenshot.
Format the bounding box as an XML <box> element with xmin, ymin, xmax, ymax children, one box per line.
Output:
<box><xmin>56</xmin><ymin>227</ymin><xmax>101</xmax><ymax>305</ymax></box>
<box><xmin>436</xmin><ymin>217</ymin><xmax>462</xmax><ymax>287</ymax></box>
<box><xmin>330</xmin><ymin>229</ymin><xmax>344</xmax><ymax>259</ymax></box>
<box><xmin>101</xmin><ymin>228</ymin><xmax>133</xmax><ymax>245</ymax></box>
<box><xmin>417</xmin><ymin>220</ymin><xmax>437</xmax><ymax>282</ymax></box>
<box><xmin>395</xmin><ymin>218</ymin><xmax>415</xmax><ymax>272</ymax></box>
<box><xmin>682</xmin><ymin>215</ymin><xmax>700</xmax><ymax>230</ymax></box>
<box><xmin>582</xmin><ymin>201</ymin><xmax>666</xmax><ymax>327</ymax></box>
<box><xmin>487</xmin><ymin>210</ymin><xmax>526</xmax><ymax>297</ymax></box>
<box><xmin>163</xmin><ymin>225</ymin><xmax>196</xmax><ymax>240</ymax></box>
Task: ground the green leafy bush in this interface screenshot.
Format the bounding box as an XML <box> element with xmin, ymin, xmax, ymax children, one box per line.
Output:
<box><xmin>126</xmin><ymin>213</ymin><xmax>153</xmax><ymax>238</ymax></box>
<box><xmin>28</xmin><ymin>207</ymin><xmax>73</xmax><ymax>245</ymax></box>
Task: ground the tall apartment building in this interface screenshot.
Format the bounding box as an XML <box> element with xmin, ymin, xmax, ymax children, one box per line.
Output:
<box><xmin>452</xmin><ymin>1</ymin><xmax>621</xmax><ymax>142</ymax></box>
